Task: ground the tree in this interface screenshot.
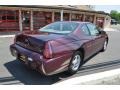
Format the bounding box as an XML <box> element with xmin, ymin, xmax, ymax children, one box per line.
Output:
<box><xmin>117</xmin><ymin>13</ymin><xmax>120</xmax><ymax>22</ymax></box>
<box><xmin>110</xmin><ymin>10</ymin><xmax>120</xmax><ymax>23</ymax></box>
<box><xmin>110</xmin><ymin>10</ymin><xmax>118</xmax><ymax>20</ymax></box>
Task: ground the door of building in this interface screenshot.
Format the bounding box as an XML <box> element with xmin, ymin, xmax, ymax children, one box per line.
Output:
<box><xmin>22</xmin><ymin>11</ymin><xmax>30</xmax><ymax>31</ymax></box>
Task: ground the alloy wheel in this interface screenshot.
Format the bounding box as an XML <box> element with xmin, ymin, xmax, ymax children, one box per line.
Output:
<box><xmin>71</xmin><ymin>54</ymin><xmax>81</xmax><ymax>71</ymax></box>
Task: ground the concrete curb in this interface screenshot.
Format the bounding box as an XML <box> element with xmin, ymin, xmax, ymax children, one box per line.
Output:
<box><xmin>0</xmin><ymin>35</ymin><xmax>15</xmax><ymax>38</ymax></box>
<box><xmin>104</xmin><ymin>28</ymin><xmax>119</xmax><ymax>32</ymax></box>
<box><xmin>55</xmin><ymin>68</ymin><xmax>120</xmax><ymax>85</ymax></box>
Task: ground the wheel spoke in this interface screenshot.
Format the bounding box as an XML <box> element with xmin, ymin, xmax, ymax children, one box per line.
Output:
<box><xmin>71</xmin><ymin>54</ymin><xmax>81</xmax><ymax>71</ymax></box>
<box><xmin>104</xmin><ymin>41</ymin><xmax>107</xmax><ymax>50</ymax></box>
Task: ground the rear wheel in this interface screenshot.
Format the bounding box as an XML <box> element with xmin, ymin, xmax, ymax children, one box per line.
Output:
<box><xmin>67</xmin><ymin>51</ymin><xmax>83</xmax><ymax>75</ymax></box>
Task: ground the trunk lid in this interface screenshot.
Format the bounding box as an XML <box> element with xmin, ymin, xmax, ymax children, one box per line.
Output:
<box><xmin>15</xmin><ymin>31</ymin><xmax>65</xmax><ymax>53</ymax></box>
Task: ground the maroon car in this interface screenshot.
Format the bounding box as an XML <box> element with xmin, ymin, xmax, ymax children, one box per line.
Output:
<box><xmin>10</xmin><ymin>21</ymin><xmax>108</xmax><ymax>75</ymax></box>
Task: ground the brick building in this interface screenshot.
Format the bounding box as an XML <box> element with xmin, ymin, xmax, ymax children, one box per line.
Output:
<box><xmin>0</xmin><ymin>5</ymin><xmax>111</xmax><ymax>32</ymax></box>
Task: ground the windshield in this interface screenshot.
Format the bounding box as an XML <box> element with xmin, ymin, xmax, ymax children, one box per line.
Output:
<box><xmin>39</xmin><ymin>22</ymin><xmax>79</xmax><ymax>34</ymax></box>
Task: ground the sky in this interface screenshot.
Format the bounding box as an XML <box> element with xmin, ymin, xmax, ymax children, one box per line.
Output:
<box><xmin>95</xmin><ymin>5</ymin><xmax>120</xmax><ymax>13</ymax></box>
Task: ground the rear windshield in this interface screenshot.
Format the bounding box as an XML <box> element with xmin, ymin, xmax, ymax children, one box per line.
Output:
<box><xmin>39</xmin><ymin>22</ymin><xmax>79</xmax><ymax>34</ymax></box>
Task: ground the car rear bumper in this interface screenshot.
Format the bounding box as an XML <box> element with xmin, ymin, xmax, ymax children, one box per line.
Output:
<box><xmin>10</xmin><ymin>44</ymin><xmax>71</xmax><ymax>76</ymax></box>
<box><xmin>10</xmin><ymin>44</ymin><xmax>47</xmax><ymax>75</ymax></box>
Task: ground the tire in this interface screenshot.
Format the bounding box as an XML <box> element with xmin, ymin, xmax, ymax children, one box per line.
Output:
<box><xmin>67</xmin><ymin>51</ymin><xmax>83</xmax><ymax>75</ymax></box>
<box><xmin>101</xmin><ymin>39</ymin><xmax>108</xmax><ymax>52</ymax></box>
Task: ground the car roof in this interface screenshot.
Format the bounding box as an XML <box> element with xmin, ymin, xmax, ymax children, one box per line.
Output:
<box><xmin>55</xmin><ymin>21</ymin><xmax>91</xmax><ymax>25</ymax></box>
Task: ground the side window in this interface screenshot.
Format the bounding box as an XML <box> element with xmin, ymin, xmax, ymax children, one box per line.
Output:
<box><xmin>87</xmin><ymin>23</ymin><xmax>99</xmax><ymax>36</ymax></box>
<box><xmin>81</xmin><ymin>24</ymin><xmax>90</xmax><ymax>35</ymax></box>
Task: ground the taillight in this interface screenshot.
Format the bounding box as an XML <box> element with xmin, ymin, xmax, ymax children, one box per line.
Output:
<box><xmin>43</xmin><ymin>41</ymin><xmax>53</xmax><ymax>59</ymax></box>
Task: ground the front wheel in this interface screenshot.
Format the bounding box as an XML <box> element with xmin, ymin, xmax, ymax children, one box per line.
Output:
<box><xmin>67</xmin><ymin>51</ymin><xmax>83</xmax><ymax>75</ymax></box>
<box><xmin>101</xmin><ymin>40</ymin><xmax>108</xmax><ymax>52</ymax></box>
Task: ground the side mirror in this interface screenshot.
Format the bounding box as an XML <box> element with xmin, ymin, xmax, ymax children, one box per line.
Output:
<box><xmin>99</xmin><ymin>30</ymin><xmax>106</xmax><ymax>34</ymax></box>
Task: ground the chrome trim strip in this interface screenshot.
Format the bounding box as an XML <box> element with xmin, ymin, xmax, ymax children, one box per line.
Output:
<box><xmin>41</xmin><ymin>63</ymin><xmax>48</xmax><ymax>75</ymax></box>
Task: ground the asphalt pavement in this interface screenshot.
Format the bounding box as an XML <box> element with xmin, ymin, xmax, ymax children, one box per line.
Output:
<box><xmin>0</xmin><ymin>26</ymin><xmax>120</xmax><ymax>85</ymax></box>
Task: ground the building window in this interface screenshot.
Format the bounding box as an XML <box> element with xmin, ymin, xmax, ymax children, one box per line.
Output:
<box><xmin>2</xmin><ymin>16</ymin><xmax>6</xmax><ymax>20</ymax></box>
<box><xmin>71</xmin><ymin>14</ymin><xmax>83</xmax><ymax>21</ymax></box>
<box><xmin>63</xmin><ymin>13</ymin><xmax>69</xmax><ymax>21</ymax></box>
<box><xmin>0</xmin><ymin>10</ymin><xmax>18</xmax><ymax>21</ymax></box>
<box><xmin>55</xmin><ymin>12</ymin><xmax>60</xmax><ymax>21</ymax></box>
<box><xmin>7</xmin><ymin>16</ymin><xmax>15</xmax><ymax>20</ymax></box>
<box><xmin>85</xmin><ymin>15</ymin><xmax>94</xmax><ymax>23</ymax></box>
<box><xmin>33</xmin><ymin>11</ymin><xmax>52</xmax><ymax>30</ymax></box>
<box><xmin>0</xmin><ymin>10</ymin><xmax>19</xmax><ymax>31</ymax></box>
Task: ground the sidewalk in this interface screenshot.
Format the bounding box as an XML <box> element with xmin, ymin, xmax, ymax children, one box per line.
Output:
<box><xmin>55</xmin><ymin>68</ymin><xmax>120</xmax><ymax>85</ymax></box>
<box><xmin>0</xmin><ymin>31</ymin><xmax>19</xmax><ymax>38</ymax></box>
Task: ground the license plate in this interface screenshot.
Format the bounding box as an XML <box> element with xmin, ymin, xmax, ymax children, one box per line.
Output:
<box><xmin>19</xmin><ymin>54</ymin><xmax>26</xmax><ymax>61</ymax></box>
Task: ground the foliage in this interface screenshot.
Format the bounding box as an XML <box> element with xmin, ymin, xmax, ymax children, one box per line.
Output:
<box><xmin>110</xmin><ymin>10</ymin><xmax>120</xmax><ymax>23</ymax></box>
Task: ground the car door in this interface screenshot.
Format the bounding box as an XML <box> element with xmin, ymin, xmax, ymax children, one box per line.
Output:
<box><xmin>80</xmin><ymin>24</ymin><xmax>95</xmax><ymax>59</ymax></box>
<box><xmin>86</xmin><ymin>23</ymin><xmax>104</xmax><ymax>54</ymax></box>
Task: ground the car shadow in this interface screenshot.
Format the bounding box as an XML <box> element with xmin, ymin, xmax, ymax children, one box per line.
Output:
<box><xmin>4</xmin><ymin>59</ymin><xmax>72</xmax><ymax>85</ymax></box>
